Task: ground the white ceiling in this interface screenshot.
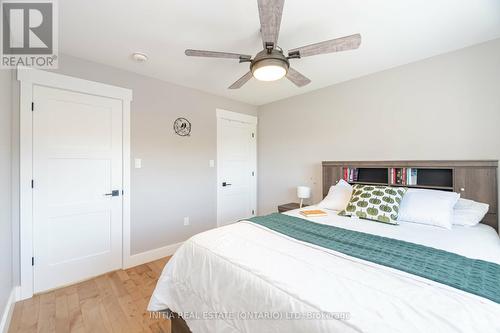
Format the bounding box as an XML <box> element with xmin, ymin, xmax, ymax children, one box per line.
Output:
<box><xmin>60</xmin><ymin>0</ymin><xmax>500</xmax><ymax>106</ymax></box>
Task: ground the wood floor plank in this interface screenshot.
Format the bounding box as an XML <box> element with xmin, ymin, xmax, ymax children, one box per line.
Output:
<box><xmin>38</xmin><ymin>292</ymin><xmax>56</xmax><ymax>333</ymax></box>
<box><xmin>118</xmin><ymin>279</ymin><xmax>154</xmax><ymax>332</ymax></box>
<box><xmin>133</xmin><ymin>264</ymin><xmax>151</xmax><ymax>275</ymax></box>
<box><xmin>55</xmin><ymin>292</ymin><xmax>70</xmax><ymax>333</ymax></box>
<box><xmin>148</xmin><ymin>320</ymin><xmax>171</xmax><ymax>333</ymax></box>
<box><xmin>8</xmin><ymin>256</ymin><xmax>171</xmax><ymax>333</ymax></box>
<box><xmin>19</xmin><ymin>294</ymin><xmax>41</xmax><ymax>332</ymax></box>
<box><xmin>66</xmin><ymin>289</ymin><xmax>85</xmax><ymax>333</ymax></box>
<box><xmin>94</xmin><ymin>274</ymin><xmax>128</xmax><ymax>332</ymax></box>
<box><xmin>146</xmin><ymin>262</ymin><xmax>162</xmax><ymax>276</ymax></box>
<box><xmin>80</xmin><ymin>296</ymin><xmax>110</xmax><ymax>333</ymax></box>
<box><xmin>77</xmin><ymin>280</ymin><xmax>100</xmax><ymax>302</ymax></box>
<box><xmin>117</xmin><ymin>293</ymin><xmax>146</xmax><ymax>333</ymax></box>
<box><xmin>152</xmin><ymin>260</ymin><xmax>167</xmax><ymax>273</ymax></box>
<box><xmin>116</xmin><ymin>269</ymin><xmax>130</xmax><ymax>282</ymax></box>
<box><xmin>109</xmin><ymin>271</ymin><xmax>129</xmax><ymax>298</ymax></box>
<box><xmin>97</xmin><ymin>302</ymin><xmax>115</xmax><ymax>333</ymax></box>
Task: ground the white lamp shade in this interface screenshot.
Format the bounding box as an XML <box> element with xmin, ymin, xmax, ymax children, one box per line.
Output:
<box><xmin>297</xmin><ymin>186</ymin><xmax>311</xmax><ymax>199</ymax></box>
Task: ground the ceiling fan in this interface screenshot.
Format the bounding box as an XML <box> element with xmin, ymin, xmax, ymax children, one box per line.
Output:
<box><xmin>185</xmin><ymin>0</ymin><xmax>361</xmax><ymax>89</ymax></box>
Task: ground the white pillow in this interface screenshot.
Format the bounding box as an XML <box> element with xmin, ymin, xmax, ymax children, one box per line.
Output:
<box><xmin>453</xmin><ymin>198</ymin><xmax>489</xmax><ymax>226</ymax></box>
<box><xmin>397</xmin><ymin>188</ymin><xmax>460</xmax><ymax>229</ymax></box>
<box><xmin>317</xmin><ymin>180</ymin><xmax>353</xmax><ymax>211</ymax></box>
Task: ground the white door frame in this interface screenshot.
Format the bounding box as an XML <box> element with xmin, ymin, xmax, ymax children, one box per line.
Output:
<box><xmin>17</xmin><ymin>67</ymin><xmax>133</xmax><ymax>299</ymax></box>
<box><xmin>216</xmin><ymin>109</ymin><xmax>258</xmax><ymax>227</ymax></box>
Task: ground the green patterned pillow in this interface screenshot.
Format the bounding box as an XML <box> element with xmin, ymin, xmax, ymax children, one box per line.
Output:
<box><xmin>339</xmin><ymin>184</ymin><xmax>407</xmax><ymax>225</ymax></box>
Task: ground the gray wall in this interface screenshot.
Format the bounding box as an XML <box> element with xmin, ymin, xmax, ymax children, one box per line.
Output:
<box><xmin>258</xmin><ymin>38</ymin><xmax>500</xmax><ymax>214</ymax></box>
<box><xmin>0</xmin><ymin>70</ymin><xmax>13</xmax><ymax>318</ymax></box>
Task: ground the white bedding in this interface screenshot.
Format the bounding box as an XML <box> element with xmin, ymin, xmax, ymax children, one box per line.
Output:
<box><xmin>148</xmin><ymin>207</ymin><xmax>500</xmax><ymax>332</ymax></box>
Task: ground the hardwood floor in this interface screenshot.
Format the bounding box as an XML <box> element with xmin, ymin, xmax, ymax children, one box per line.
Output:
<box><xmin>9</xmin><ymin>257</ymin><xmax>172</xmax><ymax>333</ymax></box>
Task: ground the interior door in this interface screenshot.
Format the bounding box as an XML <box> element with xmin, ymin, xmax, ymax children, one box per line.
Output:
<box><xmin>33</xmin><ymin>85</ymin><xmax>123</xmax><ymax>293</ymax></box>
<box><xmin>217</xmin><ymin>115</ymin><xmax>257</xmax><ymax>226</ymax></box>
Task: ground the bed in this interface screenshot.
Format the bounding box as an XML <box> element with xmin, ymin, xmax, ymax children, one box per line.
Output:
<box><xmin>148</xmin><ymin>160</ymin><xmax>500</xmax><ymax>332</ymax></box>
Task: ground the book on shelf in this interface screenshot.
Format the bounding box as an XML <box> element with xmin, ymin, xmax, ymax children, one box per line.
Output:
<box><xmin>299</xmin><ymin>209</ymin><xmax>328</xmax><ymax>217</ymax></box>
<box><xmin>410</xmin><ymin>168</ymin><xmax>417</xmax><ymax>185</ymax></box>
<box><xmin>343</xmin><ymin>167</ymin><xmax>360</xmax><ymax>182</ymax></box>
<box><xmin>390</xmin><ymin>167</ymin><xmax>418</xmax><ymax>186</ymax></box>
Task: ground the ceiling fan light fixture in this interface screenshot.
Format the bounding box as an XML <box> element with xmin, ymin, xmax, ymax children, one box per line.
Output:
<box><xmin>251</xmin><ymin>58</ymin><xmax>288</xmax><ymax>81</ymax></box>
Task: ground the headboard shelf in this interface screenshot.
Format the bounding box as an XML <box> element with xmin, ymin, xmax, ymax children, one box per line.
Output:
<box><xmin>414</xmin><ymin>168</ymin><xmax>453</xmax><ymax>188</ymax></box>
<box><xmin>322</xmin><ymin>160</ymin><xmax>498</xmax><ymax>232</ymax></box>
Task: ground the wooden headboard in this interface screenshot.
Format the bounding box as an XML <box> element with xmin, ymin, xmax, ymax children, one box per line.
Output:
<box><xmin>322</xmin><ymin>160</ymin><xmax>498</xmax><ymax>232</ymax></box>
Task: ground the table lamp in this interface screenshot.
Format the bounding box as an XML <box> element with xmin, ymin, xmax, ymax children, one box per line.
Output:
<box><xmin>297</xmin><ymin>186</ymin><xmax>311</xmax><ymax>208</ymax></box>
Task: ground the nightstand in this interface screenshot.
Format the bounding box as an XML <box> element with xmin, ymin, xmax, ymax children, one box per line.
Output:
<box><xmin>278</xmin><ymin>202</ymin><xmax>308</xmax><ymax>213</ymax></box>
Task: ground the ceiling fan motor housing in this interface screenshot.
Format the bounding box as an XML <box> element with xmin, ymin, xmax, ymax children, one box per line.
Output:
<box><xmin>250</xmin><ymin>49</ymin><xmax>290</xmax><ymax>76</ymax></box>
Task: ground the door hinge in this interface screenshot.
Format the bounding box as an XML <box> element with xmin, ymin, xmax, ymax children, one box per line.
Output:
<box><xmin>31</xmin><ymin>102</ymin><xmax>34</xmax><ymax>111</ymax></box>
<box><xmin>32</xmin><ymin>257</ymin><xmax>34</xmax><ymax>266</ymax></box>
<box><xmin>31</xmin><ymin>180</ymin><xmax>34</xmax><ymax>188</ymax></box>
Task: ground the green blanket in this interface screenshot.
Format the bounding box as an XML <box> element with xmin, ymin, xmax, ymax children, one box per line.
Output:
<box><xmin>247</xmin><ymin>213</ymin><xmax>500</xmax><ymax>304</ymax></box>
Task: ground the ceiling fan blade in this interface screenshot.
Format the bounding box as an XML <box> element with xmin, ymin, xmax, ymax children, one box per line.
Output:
<box><xmin>257</xmin><ymin>0</ymin><xmax>285</xmax><ymax>48</ymax></box>
<box><xmin>185</xmin><ymin>49</ymin><xmax>251</xmax><ymax>60</ymax></box>
<box><xmin>289</xmin><ymin>33</ymin><xmax>361</xmax><ymax>58</ymax></box>
<box><xmin>286</xmin><ymin>67</ymin><xmax>311</xmax><ymax>87</ymax></box>
<box><xmin>228</xmin><ymin>71</ymin><xmax>253</xmax><ymax>89</ymax></box>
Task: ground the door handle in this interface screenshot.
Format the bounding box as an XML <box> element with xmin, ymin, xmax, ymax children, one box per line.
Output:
<box><xmin>104</xmin><ymin>190</ymin><xmax>120</xmax><ymax>197</ymax></box>
<box><xmin>222</xmin><ymin>182</ymin><xmax>232</xmax><ymax>187</ymax></box>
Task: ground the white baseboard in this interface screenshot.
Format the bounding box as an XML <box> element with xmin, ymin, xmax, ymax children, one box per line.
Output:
<box><xmin>0</xmin><ymin>286</ymin><xmax>20</xmax><ymax>333</ymax></box>
<box><xmin>124</xmin><ymin>241</ymin><xmax>183</xmax><ymax>269</ymax></box>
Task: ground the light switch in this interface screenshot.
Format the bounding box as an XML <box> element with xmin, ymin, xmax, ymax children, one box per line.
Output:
<box><xmin>134</xmin><ymin>158</ymin><xmax>142</xmax><ymax>169</ymax></box>
<box><xmin>209</xmin><ymin>160</ymin><xmax>215</xmax><ymax>168</ymax></box>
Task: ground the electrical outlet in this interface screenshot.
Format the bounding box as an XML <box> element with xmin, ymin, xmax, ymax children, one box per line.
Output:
<box><xmin>183</xmin><ymin>217</ymin><xmax>190</xmax><ymax>226</ymax></box>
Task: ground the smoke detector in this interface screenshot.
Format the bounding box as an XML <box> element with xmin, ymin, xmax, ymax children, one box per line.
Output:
<box><xmin>131</xmin><ymin>52</ymin><xmax>148</xmax><ymax>62</ymax></box>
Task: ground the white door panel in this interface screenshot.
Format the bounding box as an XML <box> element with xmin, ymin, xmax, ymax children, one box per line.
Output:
<box><xmin>46</xmin><ymin>158</ymin><xmax>110</xmax><ymax>207</ymax></box>
<box><xmin>46</xmin><ymin>101</ymin><xmax>113</xmax><ymax>152</ymax></box>
<box><xmin>47</xmin><ymin>210</ymin><xmax>112</xmax><ymax>264</ymax></box>
<box><xmin>33</xmin><ymin>86</ymin><xmax>123</xmax><ymax>293</ymax></box>
<box><xmin>218</xmin><ymin>114</ymin><xmax>257</xmax><ymax>226</ymax></box>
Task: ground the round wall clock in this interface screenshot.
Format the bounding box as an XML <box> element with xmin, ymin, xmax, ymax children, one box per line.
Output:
<box><xmin>173</xmin><ymin>117</ymin><xmax>192</xmax><ymax>136</ymax></box>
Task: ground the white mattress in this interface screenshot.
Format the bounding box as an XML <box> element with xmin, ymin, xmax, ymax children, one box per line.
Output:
<box><xmin>148</xmin><ymin>207</ymin><xmax>500</xmax><ymax>333</ymax></box>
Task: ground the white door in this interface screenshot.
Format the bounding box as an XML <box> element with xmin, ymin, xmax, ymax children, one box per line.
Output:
<box><xmin>217</xmin><ymin>111</ymin><xmax>257</xmax><ymax>226</ymax></box>
<box><xmin>33</xmin><ymin>85</ymin><xmax>123</xmax><ymax>293</ymax></box>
